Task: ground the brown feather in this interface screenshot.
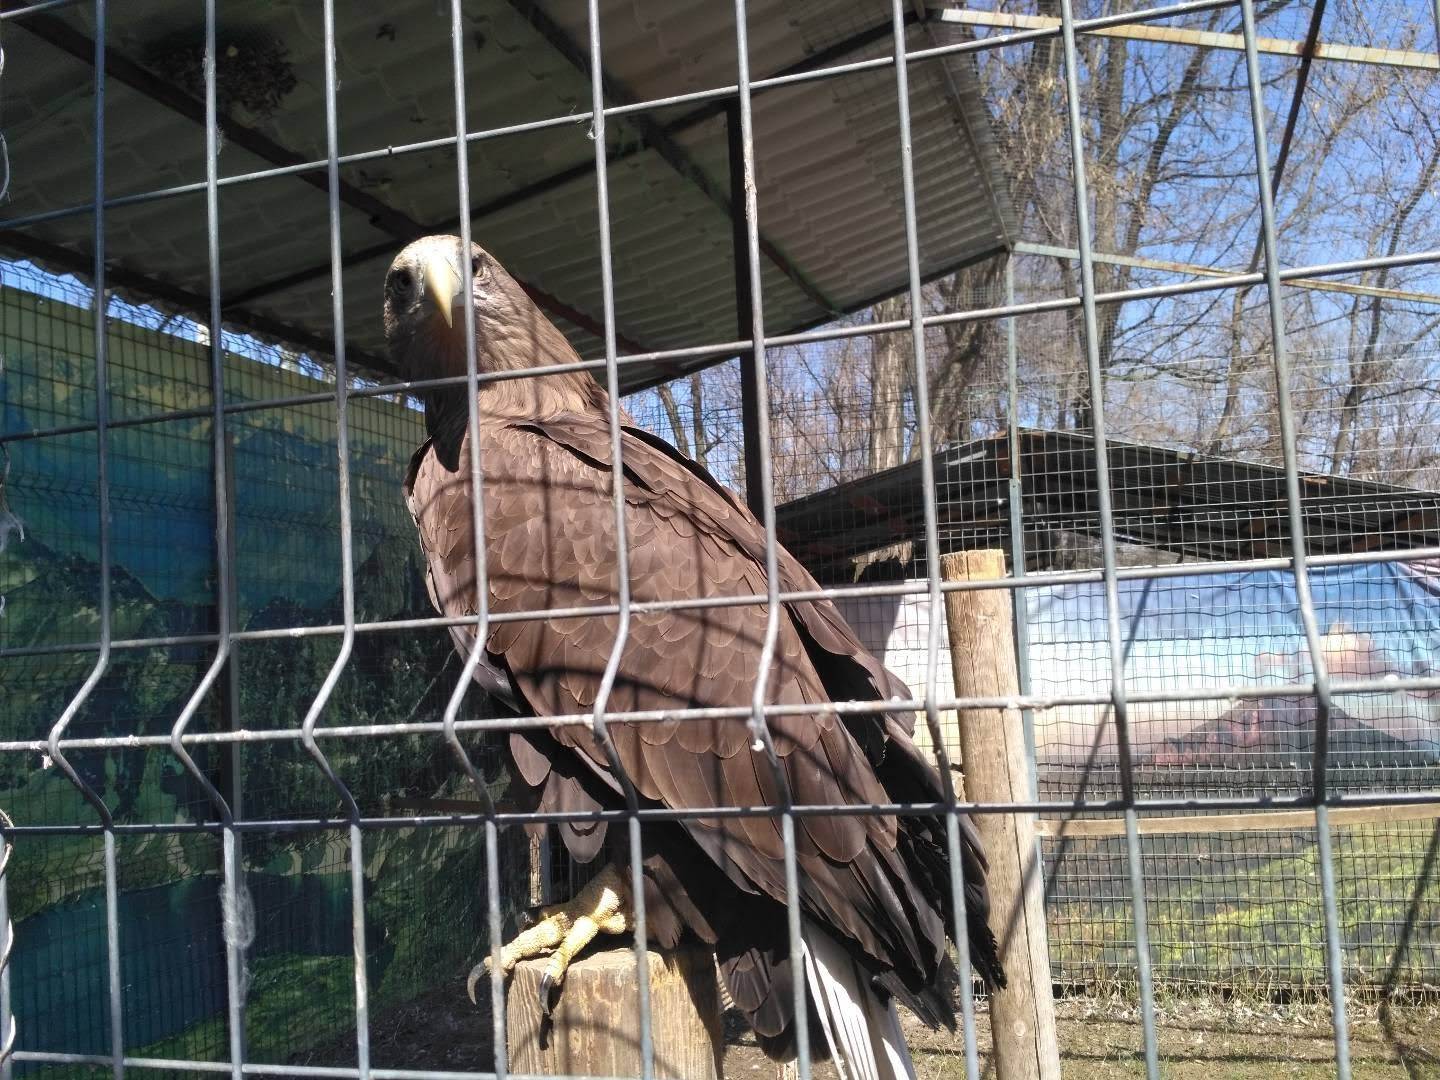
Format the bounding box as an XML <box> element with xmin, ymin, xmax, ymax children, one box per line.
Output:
<box><xmin>389</xmin><ymin>235</ymin><xmax>1003</xmax><ymax>1056</ymax></box>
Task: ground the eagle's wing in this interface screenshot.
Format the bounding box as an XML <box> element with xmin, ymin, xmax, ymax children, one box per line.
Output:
<box><xmin>405</xmin><ymin>412</ymin><xmax>948</xmax><ymax>977</ymax></box>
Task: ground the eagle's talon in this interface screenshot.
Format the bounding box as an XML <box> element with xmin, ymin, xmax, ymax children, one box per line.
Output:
<box><xmin>466</xmin><ymin>961</ymin><xmax>484</xmax><ymax>1006</ymax></box>
<box><xmin>460</xmin><ymin>865</ymin><xmax>633</xmax><ymax>1010</ymax></box>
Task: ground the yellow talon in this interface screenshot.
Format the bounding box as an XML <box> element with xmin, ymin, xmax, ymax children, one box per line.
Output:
<box><xmin>466</xmin><ymin>864</ymin><xmax>633</xmax><ymax>1005</ymax></box>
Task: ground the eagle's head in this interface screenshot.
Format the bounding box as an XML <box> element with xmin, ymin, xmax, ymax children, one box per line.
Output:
<box><xmin>383</xmin><ymin>234</ymin><xmax>559</xmax><ymax>382</ymax></box>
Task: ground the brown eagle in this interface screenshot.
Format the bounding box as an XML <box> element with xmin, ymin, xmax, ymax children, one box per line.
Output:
<box><xmin>385</xmin><ymin>235</ymin><xmax>1004</xmax><ymax>1078</ymax></box>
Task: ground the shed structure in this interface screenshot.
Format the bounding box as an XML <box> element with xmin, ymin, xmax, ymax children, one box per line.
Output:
<box><xmin>0</xmin><ymin>0</ymin><xmax>1015</xmax><ymax>393</ymax></box>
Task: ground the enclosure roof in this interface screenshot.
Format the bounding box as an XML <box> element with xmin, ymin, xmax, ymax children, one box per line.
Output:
<box><xmin>0</xmin><ymin>0</ymin><xmax>1014</xmax><ymax>392</ymax></box>
<box><xmin>777</xmin><ymin>429</ymin><xmax>1440</xmax><ymax>578</ymax></box>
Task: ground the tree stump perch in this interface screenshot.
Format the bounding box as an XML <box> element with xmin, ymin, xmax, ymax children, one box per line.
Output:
<box><xmin>943</xmin><ymin>549</ymin><xmax>1061</xmax><ymax>1080</ymax></box>
<box><xmin>506</xmin><ymin>945</ymin><xmax>722</xmax><ymax>1078</ymax></box>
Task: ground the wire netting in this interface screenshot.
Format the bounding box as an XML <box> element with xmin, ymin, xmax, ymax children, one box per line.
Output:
<box><xmin>2</xmin><ymin>1</ymin><xmax>1439</xmax><ymax>1078</ymax></box>
<box><xmin>0</xmin><ymin>264</ymin><xmax>526</xmax><ymax>1069</ymax></box>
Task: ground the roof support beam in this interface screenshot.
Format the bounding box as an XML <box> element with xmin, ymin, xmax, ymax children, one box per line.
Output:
<box><xmin>935</xmin><ymin>7</ymin><xmax>1440</xmax><ymax>72</ymax></box>
<box><xmin>504</xmin><ymin>0</ymin><xmax>840</xmax><ymax>316</ymax></box>
<box><xmin>224</xmin><ymin>12</ymin><xmax>911</xmax><ymax>313</ymax></box>
<box><xmin>1013</xmin><ymin>241</ymin><xmax>1440</xmax><ymax>306</ymax></box>
<box><xmin>2</xmin><ymin>1</ymin><xmax>645</xmax><ymax>361</ymax></box>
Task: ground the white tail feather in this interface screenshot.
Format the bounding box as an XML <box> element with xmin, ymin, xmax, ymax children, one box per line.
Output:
<box><xmin>801</xmin><ymin>921</ymin><xmax>917</xmax><ymax>1080</ymax></box>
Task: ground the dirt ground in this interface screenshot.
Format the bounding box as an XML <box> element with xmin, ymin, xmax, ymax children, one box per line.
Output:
<box><xmin>298</xmin><ymin>983</ymin><xmax>1440</xmax><ymax>1079</ymax></box>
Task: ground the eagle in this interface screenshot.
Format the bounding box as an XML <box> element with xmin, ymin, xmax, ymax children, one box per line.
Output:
<box><xmin>385</xmin><ymin>235</ymin><xmax>1005</xmax><ymax>1078</ymax></box>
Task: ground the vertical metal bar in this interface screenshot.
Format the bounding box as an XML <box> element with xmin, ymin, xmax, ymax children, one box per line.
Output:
<box><xmin>1054</xmin><ymin>3</ymin><xmax>1160</xmax><ymax>1075</ymax></box>
<box><xmin>298</xmin><ymin>4</ymin><xmax>369</xmax><ymax>1078</ymax></box>
<box><xmin>1234</xmin><ymin>2</ymin><xmax>1350</xmax><ymax>1073</ymax></box>
<box><xmin>729</xmin><ymin>3</ymin><xmax>810</xmax><ymax>1075</ymax></box>
<box><xmin>37</xmin><ymin>5</ymin><xmax>125</xmax><ymax>1077</ymax></box>
<box><xmin>483</xmin><ymin>819</ymin><xmax>504</xmax><ymax>1076</ymax></box>
<box><xmin>727</xmin><ymin>101</ymin><xmax>764</xmax><ymax>517</ymax></box>
<box><xmin>1313</xmin><ymin>805</ymin><xmax>1348</xmax><ymax>1044</ymax></box>
<box><xmin>887</xmin><ymin>6</ymin><xmax>978</xmax><ymax>1078</ymax></box>
<box><xmin>222</xmin><ymin>434</ymin><xmax>243</xmax><ymax>819</ymax></box>
<box><xmin>221</xmin><ymin>436</ymin><xmax>243</xmax><ymax>822</ymax></box>
<box><xmin>42</xmin><ymin>3</ymin><xmax>115</xmax><ymax>826</ymax></box>
<box><xmin>345</xmin><ymin>821</ymin><xmax>368</xmax><ymax>1073</ymax></box>
<box><xmin>99</xmin><ymin>36</ymin><xmax>124</xmax><ymax>1056</ymax></box>
<box><xmin>297</xmin><ymin>39</ymin><xmax>362</xmax><ymax>822</ymax></box>
<box><xmin>219</xmin><ymin>827</ymin><xmax>246</xmax><ymax>1074</ymax></box>
<box><xmin>580</xmin><ymin>5</ymin><xmax>654</xmax><ymax>1077</ymax></box>
<box><xmin>624</xmin><ymin>809</ymin><xmax>651</xmax><ymax>1080</ymax></box>
<box><xmin>167</xmin><ymin>0</ymin><xmax>235</xmax><ymax>827</ymax></box>
<box><xmin>1004</xmin><ymin>257</ymin><xmax>1036</xmax><ymax>778</ymax></box>
<box><xmin>0</xmin><ymin>815</ymin><xmax>16</xmax><ymax>1080</ymax></box>
<box><xmin>218</xmin><ymin>435</ymin><xmax>248</xmax><ymax>1071</ymax></box>
<box><xmin>102</xmin><ymin>828</ymin><xmax>122</xmax><ymax>1080</ymax></box>
<box><xmin>1004</xmin><ymin>255</ymin><xmax>1048</xmax><ymax>1001</ymax></box>
<box><xmin>155</xmin><ymin>4</ymin><xmax>252</xmax><ymax>1075</ymax></box>
<box><xmin>440</xmin><ymin>5</ymin><xmax>505</xmax><ymax>1074</ymax></box>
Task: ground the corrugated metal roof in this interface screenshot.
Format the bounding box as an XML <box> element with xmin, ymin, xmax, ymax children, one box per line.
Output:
<box><xmin>776</xmin><ymin>429</ymin><xmax>1440</xmax><ymax>579</ymax></box>
<box><xmin>1</xmin><ymin>0</ymin><xmax>1014</xmax><ymax>391</ymax></box>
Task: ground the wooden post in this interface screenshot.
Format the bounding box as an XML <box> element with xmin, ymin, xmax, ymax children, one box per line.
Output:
<box><xmin>942</xmin><ymin>549</ymin><xmax>1060</xmax><ymax>1080</ymax></box>
<box><xmin>506</xmin><ymin>946</ymin><xmax>722</xmax><ymax>1079</ymax></box>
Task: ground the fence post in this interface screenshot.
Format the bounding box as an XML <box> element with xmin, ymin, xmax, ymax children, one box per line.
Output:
<box><xmin>942</xmin><ymin>549</ymin><xmax>1060</xmax><ymax>1080</ymax></box>
<box><xmin>507</xmin><ymin>946</ymin><xmax>721</xmax><ymax>1078</ymax></box>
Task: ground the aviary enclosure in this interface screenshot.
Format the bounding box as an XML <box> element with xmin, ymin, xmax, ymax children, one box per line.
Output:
<box><xmin>1</xmin><ymin>1</ymin><xmax>1438</xmax><ymax>1077</ymax></box>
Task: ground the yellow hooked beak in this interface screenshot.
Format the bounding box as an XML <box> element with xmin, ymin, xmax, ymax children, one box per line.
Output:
<box><xmin>423</xmin><ymin>255</ymin><xmax>463</xmax><ymax>329</ymax></box>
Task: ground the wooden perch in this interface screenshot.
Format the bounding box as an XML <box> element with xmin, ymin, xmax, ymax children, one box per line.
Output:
<box><xmin>506</xmin><ymin>945</ymin><xmax>722</xmax><ymax>1079</ymax></box>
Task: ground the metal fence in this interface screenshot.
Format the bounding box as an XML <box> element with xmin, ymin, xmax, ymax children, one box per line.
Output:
<box><xmin>0</xmin><ymin>262</ymin><xmax>529</xmax><ymax>1069</ymax></box>
<box><xmin>2</xmin><ymin>1</ymin><xmax>1440</xmax><ymax>1079</ymax></box>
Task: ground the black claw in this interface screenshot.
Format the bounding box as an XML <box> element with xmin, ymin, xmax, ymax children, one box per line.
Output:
<box><xmin>538</xmin><ymin>972</ymin><xmax>556</xmax><ymax>1016</ymax></box>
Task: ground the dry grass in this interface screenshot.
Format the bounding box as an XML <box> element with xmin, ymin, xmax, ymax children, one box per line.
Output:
<box><xmin>720</xmin><ymin>995</ymin><xmax>1440</xmax><ymax>1078</ymax></box>
<box><xmin>243</xmin><ymin>963</ymin><xmax>1440</xmax><ymax>1079</ymax></box>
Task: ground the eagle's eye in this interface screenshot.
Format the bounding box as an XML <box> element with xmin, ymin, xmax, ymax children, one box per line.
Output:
<box><xmin>470</xmin><ymin>254</ymin><xmax>484</xmax><ymax>278</ymax></box>
<box><xmin>392</xmin><ymin>268</ymin><xmax>414</xmax><ymax>296</ymax></box>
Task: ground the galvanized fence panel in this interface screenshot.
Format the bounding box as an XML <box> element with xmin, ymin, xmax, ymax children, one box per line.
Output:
<box><xmin>1</xmin><ymin>2</ymin><xmax>1439</xmax><ymax>1078</ymax></box>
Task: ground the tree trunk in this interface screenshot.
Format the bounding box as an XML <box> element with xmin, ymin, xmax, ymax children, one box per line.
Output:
<box><xmin>868</xmin><ymin>295</ymin><xmax>910</xmax><ymax>471</ymax></box>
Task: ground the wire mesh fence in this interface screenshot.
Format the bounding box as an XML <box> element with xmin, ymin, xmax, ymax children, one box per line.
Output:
<box><xmin>1</xmin><ymin>1</ymin><xmax>1439</xmax><ymax>1078</ymax></box>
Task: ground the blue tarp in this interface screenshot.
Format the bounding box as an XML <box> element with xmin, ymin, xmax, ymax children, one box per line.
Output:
<box><xmin>1024</xmin><ymin>561</ymin><xmax>1440</xmax><ymax>761</ymax></box>
<box><xmin>839</xmin><ymin>561</ymin><xmax>1440</xmax><ymax>764</ymax></box>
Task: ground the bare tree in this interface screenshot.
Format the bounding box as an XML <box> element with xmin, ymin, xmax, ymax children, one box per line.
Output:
<box><xmin>637</xmin><ymin>2</ymin><xmax>1440</xmax><ymax>508</ymax></box>
<box><xmin>868</xmin><ymin>296</ymin><xmax>909</xmax><ymax>472</ymax></box>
